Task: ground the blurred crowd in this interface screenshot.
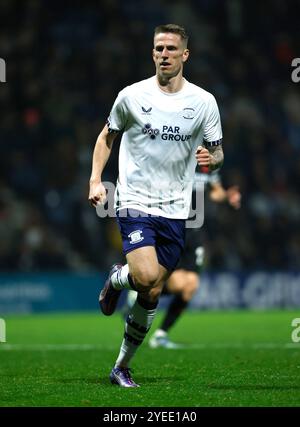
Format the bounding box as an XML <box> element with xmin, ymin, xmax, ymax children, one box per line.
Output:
<box><xmin>1</xmin><ymin>0</ymin><xmax>300</xmax><ymax>272</ymax></box>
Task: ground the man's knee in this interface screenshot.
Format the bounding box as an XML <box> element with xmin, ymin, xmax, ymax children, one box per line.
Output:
<box><xmin>182</xmin><ymin>272</ymin><xmax>199</xmax><ymax>300</ymax></box>
<box><xmin>188</xmin><ymin>272</ymin><xmax>199</xmax><ymax>293</ymax></box>
<box><xmin>132</xmin><ymin>268</ymin><xmax>160</xmax><ymax>291</ymax></box>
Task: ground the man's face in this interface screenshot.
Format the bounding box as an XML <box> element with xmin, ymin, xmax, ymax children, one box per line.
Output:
<box><xmin>153</xmin><ymin>32</ymin><xmax>189</xmax><ymax>79</ymax></box>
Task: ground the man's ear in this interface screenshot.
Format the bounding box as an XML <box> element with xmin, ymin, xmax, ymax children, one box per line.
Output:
<box><xmin>182</xmin><ymin>49</ymin><xmax>189</xmax><ymax>63</ymax></box>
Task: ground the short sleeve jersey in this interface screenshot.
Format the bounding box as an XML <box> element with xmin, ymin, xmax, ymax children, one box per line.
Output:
<box><xmin>107</xmin><ymin>76</ymin><xmax>222</xmax><ymax>219</ymax></box>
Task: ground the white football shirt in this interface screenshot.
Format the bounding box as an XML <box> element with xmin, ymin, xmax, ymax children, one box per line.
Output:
<box><xmin>107</xmin><ymin>76</ymin><xmax>222</xmax><ymax>219</ymax></box>
<box><xmin>193</xmin><ymin>171</ymin><xmax>221</xmax><ymax>188</ymax></box>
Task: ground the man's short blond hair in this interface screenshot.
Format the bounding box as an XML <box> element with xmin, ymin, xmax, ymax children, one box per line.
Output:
<box><xmin>154</xmin><ymin>24</ymin><xmax>189</xmax><ymax>48</ymax></box>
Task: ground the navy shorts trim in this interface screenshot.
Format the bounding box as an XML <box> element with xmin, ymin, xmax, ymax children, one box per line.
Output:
<box><xmin>116</xmin><ymin>209</ymin><xmax>185</xmax><ymax>272</ymax></box>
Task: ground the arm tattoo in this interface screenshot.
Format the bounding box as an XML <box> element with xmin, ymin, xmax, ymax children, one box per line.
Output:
<box><xmin>208</xmin><ymin>145</ymin><xmax>224</xmax><ymax>171</ymax></box>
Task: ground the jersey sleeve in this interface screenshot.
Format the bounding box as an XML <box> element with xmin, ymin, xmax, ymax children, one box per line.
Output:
<box><xmin>106</xmin><ymin>89</ymin><xmax>128</xmax><ymax>132</ymax></box>
<box><xmin>203</xmin><ymin>95</ymin><xmax>223</xmax><ymax>147</ymax></box>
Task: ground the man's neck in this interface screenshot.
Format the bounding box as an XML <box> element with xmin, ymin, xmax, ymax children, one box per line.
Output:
<box><xmin>156</xmin><ymin>74</ymin><xmax>185</xmax><ymax>93</ymax></box>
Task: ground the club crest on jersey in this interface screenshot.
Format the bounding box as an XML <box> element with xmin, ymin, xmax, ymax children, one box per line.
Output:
<box><xmin>142</xmin><ymin>123</ymin><xmax>160</xmax><ymax>139</ymax></box>
<box><xmin>182</xmin><ymin>107</ymin><xmax>195</xmax><ymax>119</ymax></box>
<box><xmin>128</xmin><ymin>230</ymin><xmax>144</xmax><ymax>244</ymax></box>
<box><xmin>142</xmin><ymin>106</ymin><xmax>152</xmax><ymax>115</ymax></box>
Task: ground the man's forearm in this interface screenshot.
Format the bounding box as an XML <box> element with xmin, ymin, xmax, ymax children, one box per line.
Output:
<box><xmin>208</xmin><ymin>145</ymin><xmax>224</xmax><ymax>171</ymax></box>
<box><xmin>90</xmin><ymin>128</ymin><xmax>114</xmax><ymax>183</ymax></box>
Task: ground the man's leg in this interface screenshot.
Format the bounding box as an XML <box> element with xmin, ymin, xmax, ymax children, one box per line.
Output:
<box><xmin>110</xmin><ymin>246</ymin><xmax>170</xmax><ymax>387</ymax></box>
<box><xmin>149</xmin><ymin>269</ymin><xmax>199</xmax><ymax>348</ymax></box>
<box><xmin>99</xmin><ymin>245</ymin><xmax>160</xmax><ymax>316</ymax></box>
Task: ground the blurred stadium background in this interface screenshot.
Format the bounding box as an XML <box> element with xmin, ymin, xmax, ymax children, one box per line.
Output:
<box><xmin>0</xmin><ymin>0</ymin><xmax>300</xmax><ymax>314</ymax></box>
<box><xmin>1</xmin><ymin>0</ymin><xmax>300</xmax><ymax>409</ymax></box>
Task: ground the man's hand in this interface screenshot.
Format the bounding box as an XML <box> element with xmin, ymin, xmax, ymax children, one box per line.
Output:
<box><xmin>226</xmin><ymin>185</ymin><xmax>241</xmax><ymax>209</ymax></box>
<box><xmin>88</xmin><ymin>180</ymin><xmax>107</xmax><ymax>207</ymax></box>
<box><xmin>195</xmin><ymin>145</ymin><xmax>224</xmax><ymax>172</ymax></box>
<box><xmin>209</xmin><ymin>183</ymin><xmax>241</xmax><ymax>208</ymax></box>
<box><xmin>195</xmin><ymin>146</ymin><xmax>210</xmax><ymax>168</ymax></box>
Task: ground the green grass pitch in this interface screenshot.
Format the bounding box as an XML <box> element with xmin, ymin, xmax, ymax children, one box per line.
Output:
<box><xmin>0</xmin><ymin>310</ymin><xmax>300</xmax><ymax>407</ymax></box>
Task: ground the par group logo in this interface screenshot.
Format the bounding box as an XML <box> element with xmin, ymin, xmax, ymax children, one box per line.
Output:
<box><xmin>0</xmin><ymin>318</ymin><xmax>6</xmax><ymax>343</ymax></box>
<box><xmin>291</xmin><ymin>318</ymin><xmax>300</xmax><ymax>343</ymax></box>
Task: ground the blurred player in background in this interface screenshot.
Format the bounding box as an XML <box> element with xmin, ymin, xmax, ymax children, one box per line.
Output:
<box><xmin>124</xmin><ymin>172</ymin><xmax>241</xmax><ymax>348</ymax></box>
<box><xmin>89</xmin><ymin>24</ymin><xmax>224</xmax><ymax>387</ymax></box>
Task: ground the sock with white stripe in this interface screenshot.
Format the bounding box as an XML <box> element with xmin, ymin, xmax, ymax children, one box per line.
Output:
<box><xmin>115</xmin><ymin>295</ymin><xmax>158</xmax><ymax>368</ymax></box>
<box><xmin>111</xmin><ymin>264</ymin><xmax>136</xmax><ymax>290</ymax></box>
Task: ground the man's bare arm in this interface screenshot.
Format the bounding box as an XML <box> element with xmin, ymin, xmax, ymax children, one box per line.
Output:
<box><xmin>209</xmin><ymin>182</ymin><xmax>227</xmax><ymax>203</ymax></box>
<box><xmin>209</xmin><ymin>182</ymin><xmax>241</xmax><ymax>209</ymax></box>
<box><xmin>89</xmin><ymin>124</ymin><xmax>119</xmax><ymax>207</ymax></box>
<box><xmin>207</xmin><ymin>145</ymin><xmax>224</xmax><ymax>171</ymax></box>
<box><xmin>90</xmin><ymin>124</ymin><xmax>118</xmax><ymax>183</ymax></box>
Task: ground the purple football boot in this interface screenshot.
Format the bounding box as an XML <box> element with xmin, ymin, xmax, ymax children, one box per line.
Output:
<box><xmin>99</xmin><ymin>263</ymin><xmax>123</xmax><ymax>316</ymax></box>
<box><xmin>109</xmin><ymin>367</ymin><xmax>140</xmax><ymax>388</ymax></box>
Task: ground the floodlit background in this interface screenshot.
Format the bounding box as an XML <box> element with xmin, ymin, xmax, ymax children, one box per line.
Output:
<box><xmin>1</xmin><ymin>0</ymin><xmax>300</xmax><ymax>409</ymax></box>
<box><xmin>0</xmin><ymin>0</ymin><xmax>300</xmax><ymax>312</ymax></box>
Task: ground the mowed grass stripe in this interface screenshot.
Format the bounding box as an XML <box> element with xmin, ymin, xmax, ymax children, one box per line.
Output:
<box><xmin>0</xmin><ymin>310</ymin><xmax>300</xmax><ymax>407</ymax></box>
<box><xmin>1</xmin><ymin>343</ymin><xmax>300</xmax><ymax>351</ymax></box>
